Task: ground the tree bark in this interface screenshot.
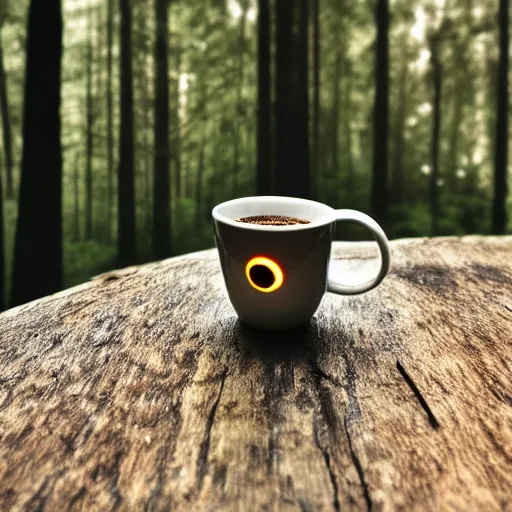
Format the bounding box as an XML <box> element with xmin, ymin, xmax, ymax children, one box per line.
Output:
<box><xmin>371</xmin><ymin>0</ymin><xmax>389</xmax><ymax>228</ymax></box>
<box><xmin>311</xmin><ymin>0</ymin><xmax>320</xmax><ymax>199</ymax></box>
<box><xmin>491</xmin><ymin>0</ymin><xmax>509</xmax><ymax>234</ymax></box>
<box><xmin>73</xmin><ymin>151</ymin><xmax>80</xmax><ymax>242</ymax></box>
<box><xmin>256</xmin><ymin>0</ymin><xmax>272</xmax><ymax>196</ymax></box>
<box><xmin>275</xmin><ymin>0</ymin><xmax>310</xmax><ymax>199</ymax></box>
<box><xmin>10</xmin><ymin>0</ymin><xmax>62</xmax><ymax>307</ymax></box>
<box><xmin>118</xmin><ymin>0</ymin><xmax>136</xmax><ymax>266</ymax></box>
<box><xmin>85</xmin><ymin>4</ymin><xmax>94</xmax><ymax>240</ymax></box>
<box><xmin>106</xmin><ymin>0</ymin><xmax>114</xmax><ymax>244</ymax></box>
<box><xmin>0</xmin><ymin>39</ymin><xmax>13</xmax><ymax>199</ymax></box>
<box><xmin>430</xmin><ymin>38</ymin><xmax>442</xmax><ymax>236</ymax></box>
<box><xmin>1</xmin><ymin>236</ymin><xmax>512</xmax><ymax>510</ymax></box>
<box><xmin>152</xmin><ymin>0</ymin><xmax>171</xmax><ymax>259</ymax></box>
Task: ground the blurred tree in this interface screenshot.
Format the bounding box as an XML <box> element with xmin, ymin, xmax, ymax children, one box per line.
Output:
<box><xmin>11</xmin><ymin>0</ymin><xmax>62</xmax><ymax>306</ymax></box>
<box><xmin>371</xmin><ymin>0</ymin><xmax>389</xmax><ymax>228</ymax></box>
<box><xmin>256</xmin><ymin>0</ymin><xmax>272</xmax><ymax>195</ymax></box>
<box><xmin>85</xmin><ymin>0</ymin><xmax>93</xmax><ymax>239</ymax></box>
<box><xmin>73</xmin><ymin>151</ymin><xmax>80</xmax><ymax>242</ymax></box>
<box><xmin>152</xmin><ymin>0</ymin><xmax>171</xmax><ymax>259</ymax></box>
<box><xmin>195</xmin><ymin>82</ymin><xmax>207</xmax><ymax>227</ymax></box>
<box><xmin>118</xmin><ymin>0</ymin><xmax>136</xmax><ymax>265</ymax></box>
<box><xmin>232</xmin><ymin>0</ymin><xmax>249</xmax><ymax>195</ymax></box>
<box><xmin>491</xmin><ymin>0</ymin><xmax>508</xmax><ymax>234</ymax></box>
<box><xmin>173</xmin><ymin>39</ymin><xmax>182</xmax><ymax>200</ymax></box>
<box><xmin>311</xmin><ymin>0</ymin><xmax>320</xmax><ymax>199</ymax></box>
<box><xmin>0</xmin><ymin>4</ymin><xmax>13</xmax><ymax>200</ymax></box>
<box><xmin>429</xmin><ymin>30</ymin><xmax>442</xmax><ymax>236</ymax></box>
<box><xmin>391</xmin><ymin>40</ymin><xmax>408</xmax><ymax>204</ymax></box>
<box><xmin>136</xmin><ymin>0</ymin><xmax>152</xmax><ymax>233</ymax></box>
<box><xmin>275</xmin><ymin>0</ymin><xmax>310</xmax><ymax>198</ymax></box>
<box><xmin>106</xmin><ymin>0</ymin><xmax>114</xmax><ymax>242</ymax></box>
<box><xmin>330</xmin><ymin>8</ymin><xmax>342</xmax><ymax>187</ymax></box>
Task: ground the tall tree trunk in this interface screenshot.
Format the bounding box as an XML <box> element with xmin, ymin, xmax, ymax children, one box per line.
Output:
<box><xmin>73</xmin><ymin>152</ymin><xmax>80</xmax><ymax>242</ymax></box>
<box><xmin>152</xmin><ymin>0</ymin><xmax>170</xmax><ymax>259</ymax></box>
<box><xmin>297</xmin><ymin>0</ymin><xmax>310</xmax><ymax>197</ymax></box>
<box><xmin>85</xmin><ymin>4</ymin><xmax>94</xmax><ymax>240</ymax></box>
<box><xmin>256</xmin><ymin>0</ymin><xmax>272</xmax><ymax>195</ymax></box>
<box><xmin>446</xmin><ymin>39</ymin><xmax>466</xmax><ymax>193</ymax></box>
<box><xmin>344</xmin><ymin>60</ymin><xmax>355</xmax><ymax>198</ymax></box>
<box><xmin>195</xmin><ymin>81</ymin><xmax>207</xmax><ymax>225</ymax></box>
<box><xmin>430</xmin><ymin>38</ymin><xmax>442</xmax><ymax>236</ymax></box>
<box><xmin>447</xmin><ymin>85</ymin><xmax>463</xmax><ymax>192</ymax></box>
<box><xmin>11</xmin><ymin>0</ymin><xmax>63</xmax><ymax>306</ymax></box>
<box><xmin>95</xmin><ymin>2</ymin><xmax>107</xmax><ymax>242</ymax></box>
<box><xmin>0</xmin><ymin>40</ymin><xmax>13</xmax><ymax>200</ymax></box>
<box><xmin>195</xmin><ymin>132</ymin><xmax>206</xmax><ymax>228</ymax></box>
<box><xmin>491</xmin><ymin>0</ymin><xmax>509</xmax><ymax>234</ymax></box>
<box><xmin>118</xmin><ymin>0</ymin><xmax>136</xmax><ymax>266</ymax></box>
<box><xmin>174</xmin><ymin>42</ymin><xmax>182</xmax><ymax>200</ymax></box>
<box><xmin>232</xmin><ymin>0</ymin><xmax>249</xmax><ymax>195</ymax></box>
<box><xmin>311</xmin><ymin>0</ymin><xmax>320</xmax><ymax>199</ymax></box>
<box><xmin>371</xmin><ymin>0</ymin><xmax>389</xmax><ymax>228</ymax></box>
<box><xmin>275</xmin><ymin>0</ymin><xmax>310</xmax><ymax>198</ymax></box>
<box><xmin>331</xmin><ymin>33</ymin><xmax>341</xmax><ymax>182</ymax></box>
<box><xmin>106</xmin><ymin>0</ymin><xmax>114</xmax><ymax>243</ymax></box>
<box><xmin>392</xmin><ymin>58</ymin><xmax>407</xmax><ymax>204</ymax></box>
<box><xmin>140</xmin><ymin>33</ymin><xmax>151</xmax><ymax>234</ymax></box>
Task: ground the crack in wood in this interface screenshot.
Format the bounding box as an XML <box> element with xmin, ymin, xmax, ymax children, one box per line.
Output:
<box><xmin>396</xmin><ymin>361</ymin><xmax>440</xmax><ymax>429</ymax></box>
<box><xmin>308</xmin><ymin>359</ymin><xmax>346</xmax><ymax>390</ymax></box>
<box><xmin>344</xmin><ymin>416</ymin><xmax>372</xmax><ymax>512</ymax></box>
<box><xmin>67</xmin><ymin>485</ymin><xmax>86</xmax><ymax>511</ymax></box>
<box><xmin>309</xmin><ymin>349</ymin><xmax>343</xmax><ymax>512</ymax></box>
<box><xmin>504</xmin><ymin>304</ymin><xmax>512</xmax><ymax>313</ymax></box>
<box><xmin>490</xmin><ymin>387</ymin><xmax>512</xmax><ymax>406</ymax></box>
<box><xmin>312</xmin><ymin>411</ymin><xmax>340</xmax><ymax>512</ymax></box>
<box><xmin>196</xmin><ymin>370</ymin><xmax>227</xmax><ymax>490</ymax></box>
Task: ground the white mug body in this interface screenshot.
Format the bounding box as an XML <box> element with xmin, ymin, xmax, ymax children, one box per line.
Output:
<box><xmin>213</xmin><ymin>197</ymin><xmax>337</xmax><ymax>330</ymax></box>
<box><xmin>214</xmin><ymin>220</ymin><xmax>334</xmax><ymax>330</ymax></box>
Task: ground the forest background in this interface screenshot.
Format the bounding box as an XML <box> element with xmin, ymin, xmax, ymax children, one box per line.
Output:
<box><xmin>0</xmin><ymin>0</ymin><xmax>509</xmax><ymax>309</ymax></box>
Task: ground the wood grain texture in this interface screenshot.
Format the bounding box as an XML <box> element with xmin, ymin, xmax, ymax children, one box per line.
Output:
<box><xmin>0</xmin><ymin>237</ymin><xmax>511</xmax><ymax>511</ymax></box>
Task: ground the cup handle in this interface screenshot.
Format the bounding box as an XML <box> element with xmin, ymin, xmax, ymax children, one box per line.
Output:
<box><xmin>327</xmin><ymin>209</ymin><xmax>391</xmax><ymax>295</ymax></box>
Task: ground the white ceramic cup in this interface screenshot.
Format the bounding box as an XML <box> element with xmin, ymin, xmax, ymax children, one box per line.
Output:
<box><xmin>212</xmin><ymin>196</ymin><xmax>390</xmax><ymax>330</ymax></box>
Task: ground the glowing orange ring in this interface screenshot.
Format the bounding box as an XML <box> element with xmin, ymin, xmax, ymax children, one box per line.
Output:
<box><xmin>245</xmin><ymin>256</ymin><xmax>284</xmax><ymax>293</ymax></box>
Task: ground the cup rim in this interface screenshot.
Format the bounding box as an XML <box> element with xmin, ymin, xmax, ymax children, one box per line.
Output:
<box><xmin>212</xmin><ymin>195</ymin><xmax>336</xmax><ymax>231</ymax></box>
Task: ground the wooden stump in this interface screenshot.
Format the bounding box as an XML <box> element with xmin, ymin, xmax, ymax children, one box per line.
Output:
<box><xmin>0</xmin><ymin>237</ymin><xmax>511</xmax><ymax>511</ymax></box>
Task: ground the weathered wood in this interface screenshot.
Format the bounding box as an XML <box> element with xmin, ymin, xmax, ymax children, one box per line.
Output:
<box><xmin>0</xmin><ymin>237</ymin><xmax>511</xmax><ymax>511</ymax></box>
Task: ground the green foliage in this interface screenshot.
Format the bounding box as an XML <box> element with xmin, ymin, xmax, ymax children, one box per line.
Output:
<box><xmin>390</xmin><ymin>203</ymin><xmax>432</xmax><ymax>238</ymax></box>
<box><xmin>64</xmin><ymin>240</ymin><xmax>117</xmax><ymax>288</ymax></box>
<box><xmin>172</xmin><ymin>197</ymin><xmax>214</xmax><ymax>255</ymax></box>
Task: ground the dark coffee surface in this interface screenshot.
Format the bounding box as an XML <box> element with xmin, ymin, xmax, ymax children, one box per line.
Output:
<box><xmin>236</xmin><ymin>215</ymin><xmax>310</xmax><ymax>226</ymax></box>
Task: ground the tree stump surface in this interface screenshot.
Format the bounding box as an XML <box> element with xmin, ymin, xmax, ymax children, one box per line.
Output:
<box><xmin>0</xmin><ymin>236</ymin><xmax>511</xmax><ymax>511</ymax></box>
